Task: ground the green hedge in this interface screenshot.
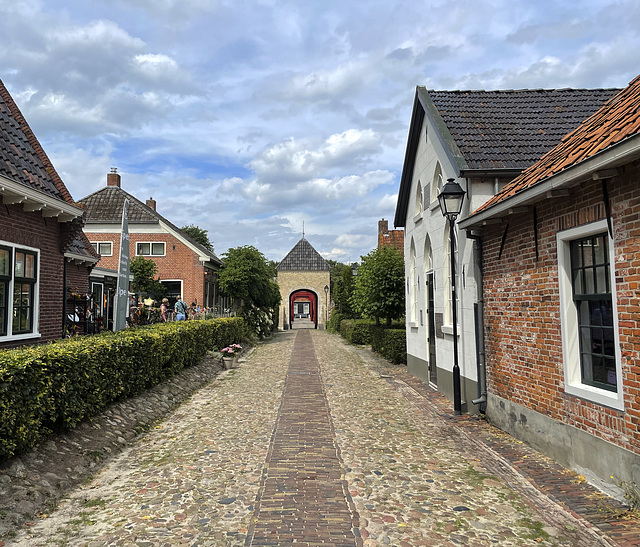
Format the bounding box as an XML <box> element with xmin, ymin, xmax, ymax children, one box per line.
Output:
<box><xmin>0</xmin><ymin>317</ymin><xmax>244</xmax><ymax>461</ymax></box>
<box><xmin>370</xmin><ymin>327</ymin><xmax>407</xmax><ymax>365</ymax></box>
<box><xmin>327</xmin><ymin>311</ymin><xmax>345</xmax><ymax>333</ymax></box>
<box><xmin>339</xmin><ymin>319</ymin><xmax>375</xmax><ymax>345</ymax></box>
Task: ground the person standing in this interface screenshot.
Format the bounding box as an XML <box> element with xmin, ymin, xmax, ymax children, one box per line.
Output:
<box><xmin>174</xmin><ymin>296</ymin><xmax>188</xmax><ymax>321</ymax></box>
<box><xmin>160</xmin><ymin>298</ymin><xmax>169</xmax><ymax>322</ymax></box>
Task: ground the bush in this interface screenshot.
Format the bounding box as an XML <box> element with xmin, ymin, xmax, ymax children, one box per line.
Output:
<box><xmin>0</xmin><ymin>317</ymin><xmax>244</xmax><ymax>461</ymax></box>
<box><xmin>327</xmin><ymin>311</ymin><xmax>345</xmax><ymax>333</ymax></box>
<box><xmin>339</xmin><ymin>319</ymin><xmax>376</xmax><ymax>345</ymax></box>
<box><xmin>371</xmin><ymin>327</ymin><xmax>407</xmax><ymax>364</ymax></box>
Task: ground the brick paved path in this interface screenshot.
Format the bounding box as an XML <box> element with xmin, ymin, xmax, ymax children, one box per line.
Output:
<box><xmin>7</xmin><ymin>330</ymin><xmax>638</xmax><ymax>546</ymax></box>
<box><xmin>247</xmin><ymin>330</ymin><xmax>357</xmax><ymax>546</ymax></box>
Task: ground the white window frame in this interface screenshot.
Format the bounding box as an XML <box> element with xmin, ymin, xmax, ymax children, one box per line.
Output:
<box><xmin>442</xmin><ymin>225</ymin><xmax>458</xmax><ymax>331</ymax></box>
<box><xmin>557</xmin><ymin>219</ymin><xmax>624</xmax><ymax>410</ymax></box>
<box><xmin>0</xmin><ymin>240</ymin><xmax>41</xmax><ymax>341</ymax></box>
<box><xmin>409</xmin><ymin>239</ymin><xmax>418</xmax><ymax>326</ymax></box>
<box><xmin>90</xmin><ymin>241</ymin><xmax>113</xmax><ymax>257</ymax></box>
<box><xmin>136</xmin><ymin>241</ymin><xmax>166</xmax><ymax>257</ymax></box>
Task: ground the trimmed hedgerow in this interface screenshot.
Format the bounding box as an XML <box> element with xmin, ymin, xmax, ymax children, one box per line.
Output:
<box><xmin>0</xmin><ymin>317</ymin><xmax>244</xmax><ymax>461</ymax></box>
<box><xmin>370</xmin><ymin>326</ymin><xmax>407</xmax><ymax>365</ymax></box>
<box><xmin>327</xmin><ymin>311</ymin><xmax>345</xmax><ymax>333</ymax></box>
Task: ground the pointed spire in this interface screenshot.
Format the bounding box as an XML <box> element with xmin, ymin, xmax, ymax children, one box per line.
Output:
<box><xmin>302</xmin><ymin>220</ymin><xmax>305</xmax><ymax>239</ymax></box>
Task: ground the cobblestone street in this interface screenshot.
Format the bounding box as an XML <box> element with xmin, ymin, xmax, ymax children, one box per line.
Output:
<box><xmin>6</xmin><ymin>330</ymin><xmax>640</xmax><ymax>546</ymax></box>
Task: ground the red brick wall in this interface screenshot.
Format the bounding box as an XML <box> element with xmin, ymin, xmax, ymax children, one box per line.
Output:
<box><xmin>84</xmin><ymin>230</ymin><xmax>205</xmax><ymax>304</ymax></box>
<box><xmin>0</xmin><ymin>204</ymin><xmax>65</xmax><ymax>347</ymax></box>
<box><xmin>482</xmin><ymin>162</ymin><xmax>640</xmax><ymax>454</ymax></box>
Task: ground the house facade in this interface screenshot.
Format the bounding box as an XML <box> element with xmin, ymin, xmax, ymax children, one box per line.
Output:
<box><xmin>79</xmin><ymin>171</ymin><xmax>223</xmax><ymax>311</ymax></box>
<box><xmin>0</xmin><ymin>79</ymin><xmax>96</xmax><ymax>347</ymax></box>
<box><xmin>276</xmin><ymin>237</ymin><xmax>331</xmax><ymax>329</ymax></box>
<box><xmin>377</xmin><ymin>219</ymin><xmax>403</xmax><ymax>254</ymax></box>
<box><xmin>460</xmin><ymin>76</ymin><xmax>640</xmax><ymax>489</ymax></box>
<box><xmin>394</xmin><ymin>86</ymin><xmax>619</xmax><ymax>414</ymax></box>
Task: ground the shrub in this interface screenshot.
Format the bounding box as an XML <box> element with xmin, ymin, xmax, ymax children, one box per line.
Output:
<box><xmin>339</xmin><ymin>319</ymin><xmax>376</xmax><ymax>345</ymax></box>
<box><xmin>327</xmin><ymin>311</ymin><xmax>345</xmax><ymax>333</ymax></box>
<box><xmin>371</xmin><ymin>327</ymin><xmax>407</xmax><ymax>364</ymax></box>
<box><xmin>0</xmin><ymin>317</ymin><xmax>244</xmax><ymax>461</ymax></box>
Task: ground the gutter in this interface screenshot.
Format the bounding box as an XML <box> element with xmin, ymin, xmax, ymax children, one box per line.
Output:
<box><xmin>466</xmin><ymin>232</ymin><xmax>487</xmax><ymax>410</ymax></box>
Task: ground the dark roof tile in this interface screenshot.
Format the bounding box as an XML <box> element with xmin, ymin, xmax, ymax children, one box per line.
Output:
<box><xmin>277</xmin><ymin>238</ymin><xmax>330</xmax><ymax>271</ymax></box>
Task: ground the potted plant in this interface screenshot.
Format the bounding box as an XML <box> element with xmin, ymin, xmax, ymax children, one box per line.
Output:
<box><xmin>221</xmin><ymin>344</ymin><xmax>242</xmax><ymax>369</ymax></box>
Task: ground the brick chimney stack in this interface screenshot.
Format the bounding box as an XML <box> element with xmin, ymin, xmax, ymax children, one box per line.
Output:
<box><xmin>107</xmin><ymin>167</ymin><xmax>121</xmax><ymax>188</ymax></box>
<box><xmin>146</xmin><ymin>197</ymin><xmax>156</xmax><ymax>211</ymax></box>
<box><xmin>378</xmin><ymin>218</ymin><xmax>389</xmax><ymax>236</ymax></box>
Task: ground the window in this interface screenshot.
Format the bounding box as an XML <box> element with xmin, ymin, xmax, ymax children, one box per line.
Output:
<box><xmin>136</xmin><ymin>242</ymin><xmax>165</xmax><ymax>256</ymax></box>
<box><xmin>90</xmin><ymin>242</ymin><xmax>113</xmax><ymax>256</ymax></box>
<box><xmin>415</xmin><ymin>182</ymin><xmax>424</xmax><ymax>216</ymax></box>
<box><xmin>0</xmin><ymin>243</ymin><xmax>39</xmax><ymax>338</ymax></box>
<box><xmin>410</xmin><ymin>239</ymin><xmax>418</xmax><ymax>324</ymax></box>
<box><xmin>443</xmin><ymin>226</ymin><xmax>458</xmax><ymax>327</ymax></box>
<box><xmin>558</xmin><ymin>220</ymin><xmax>622</xmax><ymax>409</ymax></box>
<box><xmin>431</xmin><ymin>162</ymin><xmax>443</xmax><ymax>204</ymax></box>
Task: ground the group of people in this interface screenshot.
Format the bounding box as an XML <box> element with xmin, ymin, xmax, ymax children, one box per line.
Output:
<box><xmin>159</xmin><ymin>296</ymin><xmax>189</xmax><ymax>322</ymax></box>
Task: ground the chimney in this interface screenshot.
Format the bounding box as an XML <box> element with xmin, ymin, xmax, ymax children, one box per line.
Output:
<box><xmin>146</xmin><ymin>197</ymin><xmax>156</xmax><ymax>211</ymax></box>
<box><xmin>107</xmin><ymin>167</ymin><xmax>121</xmax><ymax>188</ymax></box>
<box><xmin>378</xmin><ymin>218</ymin><xmax>389</xmax><ymax>236</ymax></box>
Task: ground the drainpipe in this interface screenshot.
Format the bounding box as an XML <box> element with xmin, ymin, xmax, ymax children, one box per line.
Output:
<box><xmin>467</xmin><ymin>232</ymin><xmax>487</xmax><ymax>411</ymax></box>
<box><xmin>493</xmin><ymin>177</ymin><xmax>500</xmax><ymax>195</ymax></box>
<box><xmin>62</xmin><ymin>259</ymin><xmax>67</xmax><ymax>334</ymax></box>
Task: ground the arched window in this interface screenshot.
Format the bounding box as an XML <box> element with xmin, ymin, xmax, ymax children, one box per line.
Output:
<box><xmin>423</xmin><ymin>235</ymin><xmax>432</xmax><ymax>308</ymax></box>
<box><xmin>415</xmin><ymin>181</ymin><xmax>423</xmax><ymax>216</ymax></box>
<box><xmin>410</xmin><ymin>239</ymin><xmax>417</xmax><ymax>323</ymax></box>
<box><xmin>443</xmin><ymin>226</ymin><xmax>459</xmax><ymax>326</ymax></box>
<box><xmin>431</xmin><ymin>162</ymin><xmax>443</xmax><ymax>204</ymax></box>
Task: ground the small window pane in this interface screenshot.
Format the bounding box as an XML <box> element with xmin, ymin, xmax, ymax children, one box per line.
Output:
<box><xmin>98</xmin><ymin>243</ymin><xmax>112</xmax><ymax>256</ymax></box>
<box><xmin>91</xmin><ymin>243</ymin><xmax>98</xmax><ymax>253</ymax></box>
<box><xmin>594</xmin><ymin>236</ymin><xmax>606</xmax><ymax>265</ymax></box>
<box><xmin>582</xmin><ymin>241</ymin><xmax>594</xmax><ymax>266</ymax></box>
<box><xmin>15</xmin><ymin>252</ymin><xmax>24</xmax><ymax>278</ymax></box>
<box><xmin>0</xmin><ymin>248</ymin><xmax>10</xmax><ymax>277</ymax></box>
<box><xmin>584</xmin><ymin>267</ymin><xmax>595</xmax><ymax>294</ymax></box>
<box><xmin>137</xmin><ymin>243</ymin><xmax>150</xmax><ymax>255</ymax></box>
<box><xmin>595</xmin><ymin>265</ymin><xmax>608</xmax><ymax>294</ymax></box>
<box><xmin>25</xmin><ymin>254</ymin><xmax>35</xmax><ymax>279</ymax></box>
<box><xmin>151</xmin><ymin>243</ymin><xmax>164</xmax><ymax>255</ymax></box>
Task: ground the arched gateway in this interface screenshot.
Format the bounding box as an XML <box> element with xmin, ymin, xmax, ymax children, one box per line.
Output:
<box><xmin>276</xmin><ymin>237</ymin><xmax>331</xmax><ymax>330</ymax></box>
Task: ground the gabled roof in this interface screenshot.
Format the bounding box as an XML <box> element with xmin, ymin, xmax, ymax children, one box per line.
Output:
<box><xmin>394</xmin><ymin>86</ymin><xmax>619</xmax><ymax>227</ymax></box>
<box><xmin>79</xmin><ymin>186</ymin><xmax>222</xmax><ymax>265</ymax></box>
<box><xmin>276</xmin><ymin>238</ymin><xmax>330</xmax><ymax>271</ymax></box>
<box><xmin>65</xmin><ymin>232</ymin><xmax>100</xmax><ymax>265</ymax></box>
<box><xmin>0</xmin><ymin>79</ymin><xmax>75</xmax><ymax>204</ymax></box>
<box><xmin>467</xmin><ymin>75</ymin><xmax>640</xmax><ymax>220</ymax></box>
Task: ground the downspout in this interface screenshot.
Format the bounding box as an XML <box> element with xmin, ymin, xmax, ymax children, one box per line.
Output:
<box><xmin>62</xmin><ymin>259</ymin><xmax>67</xmax><ymax>334</ymax></box>
<box><xmin>467</xmin><ymin>232</ymin><xmax>487</xmax><ymax>411</ymax></box>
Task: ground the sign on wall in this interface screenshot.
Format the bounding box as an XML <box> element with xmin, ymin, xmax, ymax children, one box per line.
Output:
<box><xmin>113</xmin><ymin>199</ymin><xmax>130</xmax><ymax>331</ymax></box>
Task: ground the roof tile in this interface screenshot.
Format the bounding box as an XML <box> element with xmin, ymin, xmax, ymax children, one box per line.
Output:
<box><xmin>276</xmin><ymin>238</ymin><xmax>330</xmax><ymax>271</ymax></box>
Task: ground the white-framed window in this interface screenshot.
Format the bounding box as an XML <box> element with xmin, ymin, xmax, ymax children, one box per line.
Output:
<box><xmin>0</xmin><ymin>241</ymin><xmax>40</xmax><ymax>339</ymax></box>
<box><xmin>557</xmin><ymin>219</ymin><xmax>623</xmax><ymax>410</ymax></box>
<box><xmin>423</xmin><ymin>235</ymin><xmax>432</xmax><ymax>311</ymax></box>
<box><xmin>136</xmin><ymin>242</ymin><xmax>165</xmax><ymax>256</ymax></box>
<box><xmin>415</xmin><ymin>181</ymin><xmax>424</xmax><ymax>217</ymax></box>
<box><xmin>430</xmin><ymin>162</ymin><xmax>444</xmax><ymax>205</ymax></box>
<box><xmin>90</xmin><ymin>241</ymin><xmax>113</xmax><ymax>256</ymax></box>
<box><xmin>410</xmin><ymin>239</ymin><xmax>418</xmax><ymax>324</ymax></box>
<box><xmin>443</xmin><ymin>224</ymin><xmax>458</xmax><ymax>328</ymax></box>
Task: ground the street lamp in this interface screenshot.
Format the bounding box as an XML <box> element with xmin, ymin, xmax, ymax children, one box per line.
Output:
<box><xmin>438</xmin><ymin>178</ymin><xmax>466</xmax><ymax>415</ymax></box>
<box><xmin>324</xmin><ymin>284</ymin><xmax>329</xmax><ymax>325</ymax></box>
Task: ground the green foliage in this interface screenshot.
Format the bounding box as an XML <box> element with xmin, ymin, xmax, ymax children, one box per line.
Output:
<box><xmin>351</xmin><ymin>247</ymin><xmax>405</xmax><ymax>326</ymax></box>
<box><xmin>219</xmin><ymin>246</ymin><xmax>281</xmax><ymax>337</ymax></box>
<box><xmin>370</xmin><ymin>327</ymin><xmax>407</xmax><ymax>365</ymax></box>
<box><xmin>130</xmin><ymin>256</ymin><xmax>166</xmax><ymax>300</ymax></box>
<box><xmin>326</xmin><ymin>310</ymin><xmax>345</xmax><ymax>333</ymax></box>
<box><xmin>339</xmin><ymin>319</ymin><xmax>374</xmax><ymax>345</ymax></box>
<box><xmin>0</xmin><ymin>317</ymin><xmax>244</xmax><ymax>461</ymax></box>
<box><xmin>181</xmin><ymin>224</ymin><xmax>215</xmax><ymax>253</ymax></box>
<box><xmin>331</xmin><ymin>263</ymin><xmax>355</xmax><ymax>316</ymax></box>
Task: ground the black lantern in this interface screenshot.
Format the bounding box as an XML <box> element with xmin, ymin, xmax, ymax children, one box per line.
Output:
<box><xmin>438</xmin><ymin>178</ymin><xmax>466</xmax><ymax>221</ymax></box>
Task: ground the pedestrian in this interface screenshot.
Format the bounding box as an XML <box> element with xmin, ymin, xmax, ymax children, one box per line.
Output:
<box><xmin>174</xmin><ymin>296</ymin><xmax>188</xmax><ymax>321</ymax></box>
<box><xmin>160</xmin><ymin>297</ymin><xmax>169</xmax><ymax>322</ymax></box>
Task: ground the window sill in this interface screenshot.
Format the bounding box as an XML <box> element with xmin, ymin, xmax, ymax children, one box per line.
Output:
<box><xmin>429</xmin><ymin>199</ymin><xmax>440</xmax><ymax>212</ymax></box>
<box><xmin>413</xmin><ymin>213</ymin><xmax>423</xmax><ymax>224</ymax></box>
<box><xmin>409</xmin><ymin>322</ymin><xmax>419</xmax><ymax>329</ymax></box>
<box><xmin>441</xmin><ymin>324</ymin><xmax>460</xmax><ymax>336</ymax></box>
<box><xmin>565</xmin><ymin>383</ymin><xmax>624</xmax><ymax>411</ymax></box>
<box><xmin>0</xmin><ymin>332</ymin><xmax>41</xmax><ymax>343</ymax></box>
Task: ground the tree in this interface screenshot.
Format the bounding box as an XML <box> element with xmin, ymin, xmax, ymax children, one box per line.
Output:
<box><xmin>330</xmin><ymin>262</ymin><xmax>355</xmax><ymax>316</ymax></box>
<box><xmin>350</xmin><ymin>247</ymin><xmax>405</xmax><ymax>326</ymax></box>
<box><xmin>181</xmin><ymin>224</ymin><xmax>214</xmax><ymax>253</ymax></box>
<box><xmin>219</xmin><ymin>246</ymin><xmax>281</xmax><ymax>337</ymax></box>
<box><xmin>130</xmin><ymin>256</ymin><xmax>166</xmax><ymax>301</ymax></box>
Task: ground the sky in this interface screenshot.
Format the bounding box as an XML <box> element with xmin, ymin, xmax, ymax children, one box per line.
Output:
<box><xmin>1</xmin><ymin>0</ymin><xmax>639</xmax><ymax>264</ymax></box>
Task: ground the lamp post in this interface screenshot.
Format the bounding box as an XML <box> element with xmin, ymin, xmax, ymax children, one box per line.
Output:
<box><xmin>438</xmin><ymin>178</ymin><xmax>466</xmax><ymax>415</ymax></box>
<box><xmin>324</xmin><ymin>284</ymin><xmax>329</xmax><ymax>325</ymax></box>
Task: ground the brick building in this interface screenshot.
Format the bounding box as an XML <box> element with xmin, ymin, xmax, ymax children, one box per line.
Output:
<box><xmin>276</xmin><ymin>238</ymin><xmax>331</xmax><ymax>329</ymax></box>
<box><xmin>460</xmin><ymin>76</ymin><xmax>640</xmax><ymax>490</ymax></box>
<box><xmin>79</xmin><ymin>171</ymin><xmax>222</xmax><ymax>311</ymax></box>
<box><xmin>394</xmin><ymin>86</ymin><xmax>618</xmax><ymax>414</ymax></box>
<box><xmin>0</xmin><ymin>78</ymin><xmax>97</xmax><ymax>348</ymax></box>
<box><xmin>377</xmin><ymin>219</ymin><xmax>403</xmax><ymax>254</ymax></box>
